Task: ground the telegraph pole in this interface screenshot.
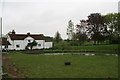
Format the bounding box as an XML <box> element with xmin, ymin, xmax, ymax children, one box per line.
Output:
<box><xmin>0</xmin><ymin>17</ymin><xmax>2</xmax><ymax>80</ymax></box>
<box><xmin>0</xmin><ymin>0</ymin><xmax>4</xmax><ymax>79</ymax></box>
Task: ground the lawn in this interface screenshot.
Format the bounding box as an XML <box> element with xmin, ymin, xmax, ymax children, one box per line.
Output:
<box><xmin>44</xmin><ymin>44</ymin><xmax>118</xmax><ymax>54</ymax></box>
<box><xmin>69</xmin><ymin>44</ymin><xmax>118</xmax><ymax>51</ymax></box>
<box><xmin>6</xmin><ymin>52</ymin><xmax>118</xmax><ymax>78</ymax></box>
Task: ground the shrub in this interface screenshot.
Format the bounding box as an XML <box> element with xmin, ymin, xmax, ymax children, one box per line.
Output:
<box><xmin>53</xmin><ymin>41</ymin><xmax>70</xmax><ymax>50</ymax></box>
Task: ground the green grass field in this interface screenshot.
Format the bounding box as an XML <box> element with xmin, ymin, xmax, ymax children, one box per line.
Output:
<box><xmin>70</xmin><ymin>44</ymin><xmax>118</xmax><ymax>51</ymax></box>
<box><xmin>44</xmin><ymin>44</ymin><xmax>118</xmax><ymax>54</ymax></box>
<box><xmin>7</xmin><ymin>52</ymin><xmax>118</xmax><ymax>78</ymax></box>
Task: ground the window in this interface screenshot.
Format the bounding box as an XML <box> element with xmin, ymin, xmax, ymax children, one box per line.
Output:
<box><xmin>28</xmin><ymin>40</ymin><xmax>31</xmax><ymax>42</ymax></box>
<box><xmin>38</xmin><ymin>44</ymin><xmax>41</xmax><ymax>46</ymax></box>
<box><xmin>16</xmin><ymin>45</ymin><xmax>20</xmax><ymax>48</ymax></box>
<box><xmin>5</xmin><ymin>45</ymin><xmax>8</xmax><ymax>48</ymax></box>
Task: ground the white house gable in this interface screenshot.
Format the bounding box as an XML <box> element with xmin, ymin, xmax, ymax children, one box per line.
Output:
<box><xmin>24</xmin><ymin>36</ymin><xmax>34</xmax><ymax>46</ymax></box>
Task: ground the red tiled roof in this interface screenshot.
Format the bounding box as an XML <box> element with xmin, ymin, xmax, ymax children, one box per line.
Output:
<box><xmin>9</xmin><ymin>33</ymin><xmax>44</xmax><ymax>40</ymax></box>
<box><xmin>45</xmin><ymin>40</ymin><xmax>52</xmax><ymax>42</ymax></box>
<box><xmin>2</xmin><ymin>40</ymin><xmax>11</xmax><ymax>45</ymax></box>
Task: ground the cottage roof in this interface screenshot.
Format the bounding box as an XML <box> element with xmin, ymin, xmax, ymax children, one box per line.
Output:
<box><xmin>45</xmin><ymin>40</ymin><xmax>52</xmax><ymax>42</ymax></box>
<box><xmin>2</xmin><ymin>39</ymin><xmax>11</xmax><ymax>45</ymax></box>
<box><xmin>8</xmin><ymin>33</ymin><xmax>44</xmax><ymax>40</ymax></box>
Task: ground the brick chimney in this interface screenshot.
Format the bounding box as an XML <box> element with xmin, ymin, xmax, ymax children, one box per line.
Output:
<box><xmin>27</xmin><ymin>32</ymin><xmax>30</xmax><ymax>35</ymax></box>
<box><xmin>12</xmin><ymin>30</ymin><xmax>15</xmax><ymax>34</ymax></box>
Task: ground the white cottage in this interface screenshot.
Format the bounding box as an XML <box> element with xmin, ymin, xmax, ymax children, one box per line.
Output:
<box><xmin>5</xmin><ymin>30</ymin><xmax>53</xmax><ymax>50</ymax></box>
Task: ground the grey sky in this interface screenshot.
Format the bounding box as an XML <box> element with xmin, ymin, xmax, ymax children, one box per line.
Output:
<box><xmin>118</xmin><ymin>1</ymin><xmax>120</xmax><ymax>13</ymax></box>
<box><xmin>0</xmin><ymin>0</ymin><xmax>119</xmax><ymax>39</ymax></box>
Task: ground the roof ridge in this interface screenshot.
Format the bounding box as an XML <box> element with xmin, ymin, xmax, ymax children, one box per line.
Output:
<box><xmin>9</xmin><ymin>33</ymin><xmax>44</xmax><ymax>40</ymax></box>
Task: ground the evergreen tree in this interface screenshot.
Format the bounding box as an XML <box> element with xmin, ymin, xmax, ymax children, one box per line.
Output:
<box><xmin>54</xmin><ymin>31</ymin><xmax>62</xmax><ymax>43</ymax></box>
<box><xmin>66</xmin><ymin>20</ymin><xmax>74</xmax><ymax>40</ymax></box>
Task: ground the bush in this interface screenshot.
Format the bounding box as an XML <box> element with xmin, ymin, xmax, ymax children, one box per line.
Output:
<box><xmin>53</xmin><ymin>41</ymin><xmax>70</xmax><ymax>50</ymax></box>
<box><xmin>109</xmin><ymin>40</ymin><xmax>119</xmax><ymax>44</ymax></box>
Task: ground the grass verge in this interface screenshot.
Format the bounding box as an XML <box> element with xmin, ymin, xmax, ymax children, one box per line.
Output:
<box><xmin>5</xmin><ymin>52</ymin><xmax>118</xmax><ymax>78</ymax></box>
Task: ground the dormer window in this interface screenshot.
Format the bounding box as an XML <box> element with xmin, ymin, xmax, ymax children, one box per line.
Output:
<box><xmin>28</xmin><ymin>40</ymin><xmax>31</xmax><ymax>42</ymax></box>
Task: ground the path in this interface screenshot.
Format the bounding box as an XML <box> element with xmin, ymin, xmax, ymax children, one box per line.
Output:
<box><xmin>2</xmin><ymin>55</ymin><xmax>24</xmax><ymax>78</ymax></box>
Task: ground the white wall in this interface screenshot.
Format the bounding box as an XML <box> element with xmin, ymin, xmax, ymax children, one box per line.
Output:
<box><xmin>2</xmin><ymin>45</ymin><xmax>11</xmax><ymax>50</ymax></box>
<box><xmin>2</xmin><ymin>46</ymin><xmax>5</xmax><ymax>50</ymax></box>
<box><xmin>44</xmin><ymin>42</ymin><xmax>53</xmax><ymax>49</ymax></box>
<box><xmin>32</xmin><ymin>40</ymin><xmax>45</xmax><ymax>49</ymax></box>
<box><xmin>6</xmin><ymin>40</ymin><xmax>25</xmax><ymax>50</ymax></box>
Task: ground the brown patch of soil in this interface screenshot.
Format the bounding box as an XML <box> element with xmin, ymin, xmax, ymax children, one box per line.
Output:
<box><xmin>2</xmin><ymin>55</ymin><xmax>24</xmax><ymax>78</ymax></box>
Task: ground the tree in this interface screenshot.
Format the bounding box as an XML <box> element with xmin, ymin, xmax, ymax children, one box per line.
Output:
<box><xmin>86</xmin><ymin>13</ymin><xmax>109</xmax><ymax>44</ymax></box>
<box><xmin>75</xmin><ymin>20</ymin><xmax>88</xmax><ymax>45</ymax></box>
<box><xmin>26</xmin><ymin>40</ymin><xmax>37</xmax><ymax>50</ymax></box>
<box><xmin>104</xmin><ymin>13</ymin><xmax>120</xmax><ymax>43</ymax></box>
<box><xmin>66</xmin><ymin>20</ymin><xmax>74</xmax><ymax>40</ymax></box>
<box><xmin>54</xmin><ymin>31</ymin><xmax>62</xmax><ymax>43</ymax></box>
<box><xmin>104</xmin><ymin>13</ymin><xmax>118</xmax><ymax>33</ymax></box>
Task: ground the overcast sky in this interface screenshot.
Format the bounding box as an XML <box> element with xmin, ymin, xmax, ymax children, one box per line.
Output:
<box><xmin>0</xmin><ymin>0</ymin><xmax>119</xmax><ymax>39</ymax></box>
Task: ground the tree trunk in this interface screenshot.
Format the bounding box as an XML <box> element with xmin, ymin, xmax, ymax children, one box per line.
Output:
<box><xmin>94</xmin><ymin>40</ymin><xmax>97</xmax><ymax>45</ymax></box>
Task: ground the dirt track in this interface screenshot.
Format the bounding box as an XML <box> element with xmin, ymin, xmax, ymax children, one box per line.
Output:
<box><xmin>2</xmin><ymin>55</ymin><xmax>24</xmax><ymax>78</ymax></box>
